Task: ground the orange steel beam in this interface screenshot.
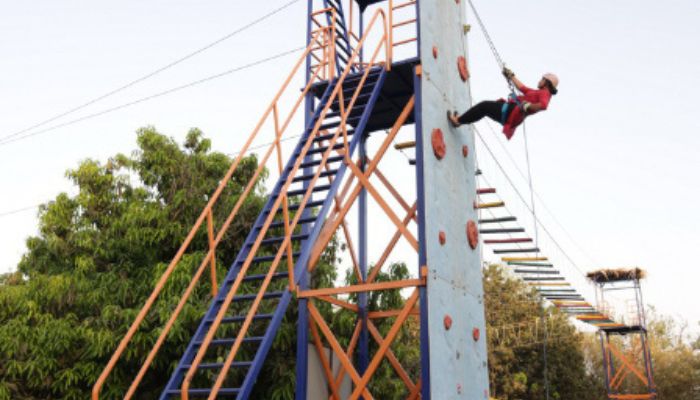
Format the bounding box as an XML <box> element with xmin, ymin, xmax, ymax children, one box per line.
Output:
<box><xmin>331</xmin><ymin>320</ymin><xmax>363</xmax><ymax>396</ymax></box>
<box><xmin>607</xmin><ymin>342</ymin><xmax>649</xmax><ymax>386</ymax></box>
<box><xmin>367</xmin><ymin>202</ymin><xmax>417</xmax><ymax>284</ymax></box>
<box><xmin>206</xmin><ymin>210</ymin><xmax>218</xmax><ymax>296</ymax></box>
<box><xmin>310</xmin><ymin>320</ymin><xmax>342</xmax><ymax>400</ymax></box>
<box><xmin>345</xmin><ymin>160</ymin><xmax>419</xmax><ymax>250</ymax></box>
<box><xmin>316</xmin><ymin>295</ymin><xmax>360</xmax><ymax>312</ymax></box>
<box><xmin>93</xmin><ymin>32</ymin><xmax>330</xmax><ymax>400</ymax></box>
<box><xmin>298</xmin><ymin>279</ymin><xmax>424</xmax><ymax>298</ymax></box>
<box><xmin>348</xmin><ymin>290</ymin><xmax>420</xmax><ymax>399</ymax></box>
<box><xmin>367</xmin><ymin>320</ymin><xmax>417</xmax><ymax>394</ymax></box>
<box><xmin>183</xmin><ymin>12</ymin><xmax>392</xmax><ymax>398</ymax></box>
<box><xmin>372</xmin><ymin>165</ymin><xmax>413</xmax><ymax>216</ymax></box>
<box><xmin>308</xmin><ymin>302</ymin><xmax>373</xmax><ymax>399</ymax></box>
<box><xmin>368</xmin><ymin>308</ymin><xmax>419</xmax><ymax>319</ymax></box>
<box><xmin>309</xmin><ymin>96</ymin><xmax>415</xmax><ymax>269</ymax></box>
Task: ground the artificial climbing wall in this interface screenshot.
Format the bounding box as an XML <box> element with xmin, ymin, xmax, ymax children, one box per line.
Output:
<box><xmin>416</xmin><ymin>0</ymin><xmax>490</xmax><ymax>398</ymax></box>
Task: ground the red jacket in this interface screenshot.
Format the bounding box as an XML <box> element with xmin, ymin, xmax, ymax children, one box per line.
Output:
<box><xmin>502</xmin><ymin>84</ymin><xmax>552</xmax><ymax>139</ymax></box>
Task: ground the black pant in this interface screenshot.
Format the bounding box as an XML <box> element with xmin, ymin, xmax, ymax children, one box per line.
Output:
<box><xmin>457</xmin><ymin>100</ymin><xmax>513</xmax><ymax>125</ymax></box>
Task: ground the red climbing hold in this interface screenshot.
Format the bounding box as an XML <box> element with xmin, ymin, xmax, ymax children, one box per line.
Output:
<box><xmin>431</xmin><ymin>128</ymin><xmax>446</xmax><ymax>160</ymax></box>
<box><xmin>467</xmin><ymin>220</ymin><xmax>479</xmax><ymax>249</ymax></box>
<box><xmin>462</xmin><ymin>145</ymin><xmax>469</xmax><ymax>158</ymax></box>
<box><xmin>457</xmin><ymin>56</ymin><xmax>469</xmax><ymax>81</ymax></box>
<box><xmin>472</xmin><ymin>327</ymin><xmax>481</xmax><ymax>341</ymax></box>
<box><xmin>439</xmin><ymin>231</ymin><xmax>446</xmax><ymax>245</ymax></box>
<box><xmin>432</xmin><ymin>46</ymin><xmax>438</xmax><ymax>59</ymax></box>
<box><xmin>444</xmin><ymin>315</ymin><xmax>453</xmax><ymax>330</ymax></box>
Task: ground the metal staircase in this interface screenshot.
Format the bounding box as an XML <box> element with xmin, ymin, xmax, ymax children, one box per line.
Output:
<box><xmin>160</xmin><ymin>66</ymin><xmax>387</xmax><ymax>399</ymax></box>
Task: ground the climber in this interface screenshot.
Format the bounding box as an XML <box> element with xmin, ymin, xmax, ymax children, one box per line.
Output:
<box><xmin>448</xmin><ymin>68</ymin><xmax>559</xmax><ymax>139</ymax></box>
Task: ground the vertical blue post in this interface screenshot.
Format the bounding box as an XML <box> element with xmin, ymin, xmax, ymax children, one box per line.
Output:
<box><xmin>295</xmin><ymin>1</ymin><xmax>315</xmax><ymax>398</ymax></box>
<box><xmin>413</xmin><ymin>64</ymin><xmax>431</xmax><ymax>399</ymax></box>
<box><xmin>358</xmin><ymin>134</ymin><xmax>369</xmax><ymax>385</ymax></box>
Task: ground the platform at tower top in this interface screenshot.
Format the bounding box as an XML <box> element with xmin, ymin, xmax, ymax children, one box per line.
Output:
<box><xmin>310</xmin><ymin>58</ymin><xmax>419</xmax><ymax>133</ymax></box>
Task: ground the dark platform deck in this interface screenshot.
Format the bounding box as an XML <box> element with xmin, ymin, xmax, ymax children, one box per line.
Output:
<box><xmin>310</xmin><ymin>58</ymin><xmax>419</xmax><ymax>133</ymax></box>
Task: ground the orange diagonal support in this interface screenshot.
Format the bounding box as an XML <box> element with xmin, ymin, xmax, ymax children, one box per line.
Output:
<box><xmin>349</xmin><ymin>289</ymin><xmax>420</xmax><ymax>400</ymax></box>
<box><xmin>331</xmin><ymin>320</ymin><xmax>363</xmax><ymax>395</ymax></box>
<box><xmin>309</xmin><ymin>320</ymin><xmax>342</xmax><ymax>400</ymax></box>
<box><xmin>309</xmin><ymin>96</ymin><xmax>416</xmax><ymax>270</ymax></box>
<box><xmin>367</xmin><ymin>202</ymin><xmax>417</xmax><ymax>283</ymax></box>
<box><xmin>607</xmin><ymin>342</ymin><xmax>649</xmax><ymax>386</ymax></box>
<box><xmin>345</xmin><ymin>160</ymin><xmax>419</xmax><ymax>250</ymax></box>
<box><xmin>367</xmin><ymin>320</ymin><xmax>418</xmax><ymax>394</ymax></box>
<box><xmin>308</xmin><ymin>302</ymin><xmax>372</xmax><ymax>399</ymax></box>
<box><xmin>298</xmin><ymin>279</ymin><xmax>424</xmax><ymax>298</ymax></box>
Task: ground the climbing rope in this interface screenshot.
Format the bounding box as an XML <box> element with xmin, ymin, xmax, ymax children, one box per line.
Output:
<box><xmin>466</xmin><ymin>0</ymin><xmax>519</xmax><ymax>99</ymax></box>
<box><xmin>466</xmin><ymin>1</ymin><xmax>549</xmax><ymax>397</ymax></box>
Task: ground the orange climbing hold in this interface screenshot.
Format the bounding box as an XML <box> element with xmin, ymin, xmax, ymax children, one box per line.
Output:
<box><xmin>431</xmin><ymin>128</ymin><xmax>446</xmax><ymax>159</ymax></box>
<box><xmin>467</xmin><ymin>220</ymin><xmax>479</xmax><ymax>249</ymax></box>
<box><xmin>457</xmin><ymin>56</ymin><xmax>469</xmax><ymax>81</ymax></box>
<box><xmin>462</xmin><ymin>145</ymin><xmax>469</xmax><ymax>158</ymax></box>
<box><xmin>439</xmin><ymin>231</ymin><xmax>446</xmax><ymax>245</ymax></box>
<box><xmin>444</xmin><ymin>315</ymin><xmax>453</xmax><ymax>330</ymax></box>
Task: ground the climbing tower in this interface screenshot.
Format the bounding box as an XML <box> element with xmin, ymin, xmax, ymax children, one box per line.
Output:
<box><xmin>93</xmin><ymin>1</ymin><xmax>489</xmax><ymax>399</ymax></box>
<box><xmin>588</xmin><ymin>268</ymin><xmax>656</xmax><ymax>400</ymax></box>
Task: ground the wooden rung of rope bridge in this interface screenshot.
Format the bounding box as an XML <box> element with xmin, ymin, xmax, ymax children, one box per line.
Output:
<box><xmin>501</xmin><ymin>256</ymin><xmax>548</xmax><ymax>262</ymax></box>
<box><xmin>393</xmin><ymin>140</ymin><xmax>415</xmax><ymax>150</ymax></box>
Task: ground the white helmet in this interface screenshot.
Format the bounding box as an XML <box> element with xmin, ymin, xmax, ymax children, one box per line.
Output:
<box><xmin>543</xmin><ymin>73</ymin><xmax>559</xmax><ymax>88</ymax></box>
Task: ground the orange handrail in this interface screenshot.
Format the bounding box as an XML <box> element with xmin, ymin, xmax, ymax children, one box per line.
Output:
<box><xmin>181</xmin><ymin>9</ymin><xmax>390</xmax><ymax>400</ymax></box>
<box><xmin>92</xmin><ymin>26</ymin><xmax>337</xmax><ymax>400</ymax></box>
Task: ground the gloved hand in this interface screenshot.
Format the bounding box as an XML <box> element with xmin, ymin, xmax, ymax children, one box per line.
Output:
<box><xmin>522</xmin><ymin>101</ymin><xmax>532</xmax><ymax>113</ymax></box>
<box><xmin>502</xmin><ymin>67</ymin><xmax>515</xmax><ymax>79</ymax></box>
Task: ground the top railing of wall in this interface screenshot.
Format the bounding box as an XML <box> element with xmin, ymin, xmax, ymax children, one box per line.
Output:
<box><xmin>92</xmin><ymin>8</ymin><xmax>392</xmax><ymax>399</ymax></box>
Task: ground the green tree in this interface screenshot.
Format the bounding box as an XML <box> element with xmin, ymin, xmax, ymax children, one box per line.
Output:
<box><xmin>0</xmin><ymin>127</ymin><xmax>314</xmax><ymax>399</ymax></box>
<box><xmin>483</xmin><ymin>264</ymin><xmax>601</xmax><ymax>400</ymax></box>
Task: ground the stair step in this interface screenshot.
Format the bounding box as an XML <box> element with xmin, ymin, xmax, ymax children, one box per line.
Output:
<box><xmin>292</xmin><ymin>169</ymin><xmax>338</xmax><ymax>183</ymax></box>
<box><xmin>306</xmin><ymin>143</ymin><xmax>345</xmax><ymax>156</ymax></box>
<box><xmin>194</xmin><ymin>336</ymin><xmax>265</xmax><ymax>347</ymax></box>
<box><xmin>183</xmin><ymin>361</ymin><xmax>252</xmax><ymax>370</ymax></box>
<box><xmin>343</xmin><ymin>70</ymin><xmax>381</xmax><ymax>83</ymax></box>
<box><xmin>287</xmin><ymin>199</ymin><xmax>325</xmax><ymax>211</ymax></box>
<box><xmin>299</xmin><ymin>156</ymin><xmax>344</xmax><ymax>169</ymax></box>
<box><xmin>245</xmin><ymin>253</ymin><xmax>301</xmax><ymax>265</ymax></box>
<box><xmin>166</xmin><ymin>388</ymin><xmax>240</xmax><ymax>397</ymax></box>
<box><xmin>267</xmin><ymin>216</ymin><xmax>316</xmax><ymax>229</ymax></box>
<box><xmin>315</xmin><ymin>131</ymin><xmax>356</xmax><ymax>143</ymax></box>
<box><xmin>214</xmin><ymin>292</ymin><xmax>285</xmax><ymax>305</ymax></box>
<box><xmin>331</xmin><ymin>93</ymin><xmax>372</xmax><ymax>107</ymax></box>
<box><xmin>258</xmin><ymin>233</ymin><xmax>309</xmax><ymax>245</ymax></box>
<box><xmin>287</xmin><ymin>183</ymin><xmax>332</xmax><ymax>196</ymax></box>
<box><xmin>209</xmin><ymin>313</ymin><xmax>274</xmax><ymax>324</ymax></box>
<box><xmin>240</xmin><ymin>272</ymin><xmax>290</xmax><ymax>282</ymax></box>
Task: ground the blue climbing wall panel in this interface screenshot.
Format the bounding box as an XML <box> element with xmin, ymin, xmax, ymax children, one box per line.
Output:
<box><xmin>417</xmin><ymin>1</ymin><xmax>490</xmax><ymax>398</ymax></box>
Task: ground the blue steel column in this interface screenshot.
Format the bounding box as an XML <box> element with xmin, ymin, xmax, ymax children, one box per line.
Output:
<box><xmin>413</xmin><ymin>64</ymin><xmax>431</xmax><ymax>399</ymax></box>
<box><xmin>295</xmin><ymin>1</ymin><xmax>314</xmax><ymax>397</ymax></box>
<box><xmin>358</xmin><ymin>133</ymin><xmax>370</xmax><ymax>385</ymax></box>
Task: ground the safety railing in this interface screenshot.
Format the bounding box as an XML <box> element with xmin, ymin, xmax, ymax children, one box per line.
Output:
<box><xmin>389</xmin><ymin>0</ymin><xmax>418</xmax><ymax>58</ymax></box>
<box><xmin>92</xmin><ymin>25</ymin><xmax>340</xmax><ymax>400</ymax></box>
<box><xmin>179</xmin><ymin>9</ymin><xmax>390</xmax><ymax>400</ymax></box>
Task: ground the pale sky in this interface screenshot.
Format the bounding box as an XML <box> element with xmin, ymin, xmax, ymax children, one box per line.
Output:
<box><xmin>1</xmin><ymin>1</ymin><xmax>699</xmax><ymax>334</ymax></box>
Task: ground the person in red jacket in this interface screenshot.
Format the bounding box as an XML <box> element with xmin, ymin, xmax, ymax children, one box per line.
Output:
<box><xmin>448</xmin><ymin>69</ymin><xmax>559</xmax><ymax>139</ymax></box>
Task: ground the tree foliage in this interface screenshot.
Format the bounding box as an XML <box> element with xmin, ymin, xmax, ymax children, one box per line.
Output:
<box><xmin>0</xmin><ymin>127</ymin><xmax>270</xmax><ymax>399</ymax></box>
